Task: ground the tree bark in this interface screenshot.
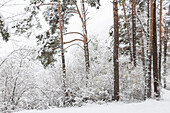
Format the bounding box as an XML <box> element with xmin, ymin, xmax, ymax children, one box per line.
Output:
<box><xmin>113</xmin><ymin>0</ymin><xmax>119</xmax><ymax>101</ymax></box>
<box><xmin>140</xmin><ymin>30</ymin><xmax>145</xmax><ymax>74</ymax></box>
<box><xmin>153</xmin><ymin>0</ymin><xmax>160</xmax><ymax>98</ymax></box>
<box><xmin>81</xmin><ymin>0</ymin><xmax>90</xmax><ymax>86</ymax></box>
<box><xmin>147</xmin><ymin>0</ymin><xmax>154</xmax><ymax>99</ymax></box>
<box><xmin>158</xmin><ymin>0</ymin><xmax>162</xmax><ymax>85</ymax></box>
<box><xmin>57</xmin><ymin>0</ymin><xmax>66</xmax><ymax>102</ymax></box>
<box><xmin>145</xmin><ymin>0</ymin><xmax>150</xmax><ymax>100</ymax></box>
<box><xmin>163</xmin><ymin>5</ymin><xmax>170</xmax><ymax>88</ymax></box>
<box><xmin>132</xmin><ymin>0</ymin><xmax>137</xmax><ymax>67</ymax></box>
<box><xmin>163</xmin><ymin>25</ymin><xmax>168</xmax><ymax>88</ymax></box>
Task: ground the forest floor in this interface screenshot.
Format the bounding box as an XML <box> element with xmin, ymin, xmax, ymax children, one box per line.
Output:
<box><xmin>16</xmin><ymin>89</ymin><xmax>170</xmax><ymax>113</ymax></box>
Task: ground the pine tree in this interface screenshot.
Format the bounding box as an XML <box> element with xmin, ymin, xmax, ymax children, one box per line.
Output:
<box><xmin>163</xmin><ymin>25</ymin><xmax>168</xmax><ymax>88</ymax></box>
<box><xmin>113</xmin><ymin>0</ymin><xmax>119</xmax><ymax>101</ymax></box>
<box><xmin>132</xmin><ymin>0</ymin><xmax>136</xmax><ymax>67</ymax></box>
<box><xmin>145</xmin><ymin>0</ymin><xmax>151</xmax><ymax>99</ymax></box>
<box><xmin>147</xmin><ymin>0</ymin><xmax>153</xmax><ymax>98</ymax></box>
<box><xmin>158</xmin><ymin>0</ymin><xmax>162</xmax><ymax>85</ymax></box>
<box><xmin>57</xmin><ymin>0</ymin><xmax>67</xmax><ymax>105</ymax></box>
<box><xmin>152</xmin><ymin>0</ymin><xmax>160</xmax><ymax>98</ymax></box>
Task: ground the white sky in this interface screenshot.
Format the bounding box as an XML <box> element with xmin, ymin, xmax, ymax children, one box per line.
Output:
<box><xmin>66</xmin><ymin>0</ymin><xmax>113</xmax><ymax>37</ymax></box>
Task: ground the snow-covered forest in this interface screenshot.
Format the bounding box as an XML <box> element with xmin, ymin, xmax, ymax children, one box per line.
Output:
<box><xmin>0</xmin><ymin>0</ymin><xmax>170</xmax><ymax>113</ymax></box>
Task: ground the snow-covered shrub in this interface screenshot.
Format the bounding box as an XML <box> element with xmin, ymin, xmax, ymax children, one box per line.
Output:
<box><xmin>61</xmin><ymin>36</ymin><xmax>114</xmax><ymax>104</ymax></box>
<box><xmin>0</xmin><ymin>48</ymin><xmax>44</xmax><ymax>111</ymax></box>
<box><xmin>119</xmin><ymin>60</ymin><xmax>145</xmax><ymax>102</ymax></box>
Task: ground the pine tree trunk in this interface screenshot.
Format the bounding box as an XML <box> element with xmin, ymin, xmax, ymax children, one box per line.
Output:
<box><xmin>132</xmin><ymin>0</ymin><xmax>137</xmax><ymax>67</ymax></box>
<box><xmin>145</xmin><ymin>0</ymin><xmax>151</xmax><ymax>100</ymax></box>
<box><xmin>141</xmin><ymin>30</ymin><xmax>145</xmax><ymax>74</ymax></box>
<box><xmin>153</xmin><ymin>0</ymin><xmax>160</xmax><ymax>98</ymax></box>
<box><xmin>163</xmin><ymin>26</ymin><xmax>168</xmax><ymax>88</ymax></box>
<box><xmin>57</xmin><ymin>0</ymin><xmax>66</xmax><ymax>104</ymax></box>
<box><xmin>163</xmin><ymin>5</ymin><xmax>170</xmax><ymax>88</ymax></box>
<box><xmin>84</xmin><ymin>41</ymin><xmax>90</xmax><ymax>84</ymax></box>
<box><xmin>81</xmin><ymin>0</ymin><xmax>90</xmax><ymax>86</ymax></box>
<box><xmin>113</xmin><ymin>0</ymin><xmax>119</xmax><ymax>101</ymax></box>
<box><xmin>122</xmin><ymin>0</ymin><xmax>132</xmax><ymax>62</ymax></box>
<box><xmin>147</xmin><ymin>0</ymin><xmax>154</xmax><ymax>98</ymax></box>
<box><xmin>158</xmin><ymin>0</ymin><xmax>162</xmax><ymax>85</ymax></box>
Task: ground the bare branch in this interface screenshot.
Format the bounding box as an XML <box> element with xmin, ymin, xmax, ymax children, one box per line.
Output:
<box><xmin>64</xmin><ymin>39</ymin><xmax>83</xmax><ymax>44</ymax></box>
<box><xmin>37</xmin><ymin>2</ymin><xmax>58</xmax><ymax>8</ymax></box>
<box><xmin>72</xmin><ymin>0</ymin><xmax>84</xmax><ymax>24</ymax></box>
<box><xmin>0</xmin><ymin>49</ymin><xmax>31</xmax><ymax>68</ymax></box>
<box><xmin>53</xmin><ymin>38</ymin><xmax>84</xmax><ymax>51</ymax></box>
<box><xmin>64</xmin><ymin>32</ymin><xmax>84</xmax><ymax>37</ymax></box>
<box><xmin>4</xmin><ymin>13</ymin><xmax>26</xmax><ymax>20</ymax></box>
<box><xmin>64</xmin><ymin>43</ymin><xmax>84</xmax><ymax>50</ymax></box>
<box><xmin>0</xmin><ymin>0</ymin><xmax>13</xmax><ymax>8</ymax></box>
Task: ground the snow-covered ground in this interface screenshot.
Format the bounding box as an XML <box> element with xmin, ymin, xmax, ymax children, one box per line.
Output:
<box><xmin>16</xmin><ymin>89</ymin><xmax>170</xmax><ymax>113</ymax></box>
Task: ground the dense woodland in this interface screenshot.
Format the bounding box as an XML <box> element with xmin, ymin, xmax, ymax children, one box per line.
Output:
<box><xmin>0</xmin><ymin>0</ymin><xmax>170</xmax><ymax>112</ymax></box>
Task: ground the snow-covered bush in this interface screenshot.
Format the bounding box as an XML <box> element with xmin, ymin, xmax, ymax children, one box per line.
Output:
<box><xmin>119</xmin><ymin>60</ymin><xmax>145</xmax><ymax>102</ymax></box>
<box><xmin>0</xmin><ymin>48</ymin><xmax>43</xmax><ymax>112</ymax></box>
<box><xmin>60</xmin><ymin>36</ymin><xmax>114</xmax><ymax>104</ymax></box>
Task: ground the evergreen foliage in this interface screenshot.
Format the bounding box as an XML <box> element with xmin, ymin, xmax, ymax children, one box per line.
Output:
<box><xmin>0</xmin><ymin>14</ymin><xmax>10</xmax><ymax>41</ymax></box>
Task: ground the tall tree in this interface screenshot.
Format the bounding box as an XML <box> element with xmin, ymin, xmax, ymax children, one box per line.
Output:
<box><xmin>158</xmin><ymin>0</ymin><xmax>162</xmax><ymax>84</ymax></box>
<box><xmin>152</xmin><ymin>0</ymin><xmax>160</xmax><ymax>98</ymax></box>
<box><xmin>113</xmin><ymin>0</ymin><xmax>119</xmax><ymax>101</ymax></box>
<box><xmin>146</xmin><ymin>0</ymin><xmax>151</xmax><ymax>98</ymax></box>
<box><xmin>82</xmin><ymin>0</ymin><xmax>90</xmax><ymax>82</ymax></box>
<box><xmin>163</xmin><ymin>4</ymin><xmax>170</xmax><ymax>88</ymax></box>
<box><xmin>163</xmin><ymin>25</ymin><xmax>168</xmax><ymax>88</ymax></box>
<box><xmin>132</xmin><ymin>0</ymin><xmax>137</xmax><ymax>67</ymax></box>
<box><xmin>147</xmin><ymin>0</ymin><xmax>154</xmax><ymax>98</ymax></box>
<box><xmin>57</xmin><ymin>0</ymin><xmax>67</xmax><ymax>103</ymax></box>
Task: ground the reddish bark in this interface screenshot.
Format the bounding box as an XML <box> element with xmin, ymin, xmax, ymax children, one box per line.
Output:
<box><xmin>132</xmin><ymin>0</ymin><xmax>137</xmax><ymax>67</ymax></box>
<box><xmin>158</xmin><ymin>0</ymin><xmax>162</xmax><ymax>84</ymax></box>
<box><xmin>113</xmin><ymin>0</ymin><xmax>119</xmax><ymax>101</ymax></box>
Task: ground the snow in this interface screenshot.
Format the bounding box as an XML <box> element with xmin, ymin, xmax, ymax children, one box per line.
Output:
<box><xmin>1</xmin><ymin>1</ymin><xmax>170</xmax><ymax>113</ymax></box>
<box><xmin>16</xmin><ymin>89</ymin><xmax>170</xmax><ymax>113</ymax></box>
